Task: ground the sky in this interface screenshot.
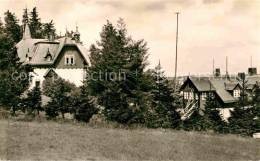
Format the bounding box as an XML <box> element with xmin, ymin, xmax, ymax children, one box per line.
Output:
<box><xmin>0</xmin><ymin>0</ymin><xmax>259</xmax><ymax>76</ymax></box>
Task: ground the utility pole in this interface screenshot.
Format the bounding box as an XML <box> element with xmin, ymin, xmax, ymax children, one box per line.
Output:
<box><xmin>174</xmin><ymin>12</ymin><xmax>180</xmax><ymax>92</ymax></box>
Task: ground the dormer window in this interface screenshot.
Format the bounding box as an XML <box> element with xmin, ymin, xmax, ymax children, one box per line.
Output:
<box><xmin>233</xmin><ymin>90</ymin><xmax>240</xmax><ymax>98</ymax></box>
<box><xmin>44</xmin><ymin>48</ymin><xmax>52</xmax><ymax>62</ymax></box>
<box><xmin>65</xmin><ymin>55</ymin><xmax>75</xmax><ymax>65</ymax></box>
<box><xmin>46</xmin><ymin>56</ymin><xmax>51</xmax><ymax>62</ymax></box>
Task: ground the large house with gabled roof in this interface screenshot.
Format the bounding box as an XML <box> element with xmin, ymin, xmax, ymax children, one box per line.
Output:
<box><xmin>180</xmin><ymin>76</ymin><xmax>242</xmax><ymax>108</ymax></box>
<box><xmin>16</xmin><ymin>10</ymin><xmax>90</xmax><ymax>89</ymax></box>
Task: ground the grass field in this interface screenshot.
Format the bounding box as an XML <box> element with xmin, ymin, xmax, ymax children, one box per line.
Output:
<box><xmin>0</xmin><ymin>117</ymin><xmax>259</xmax><ymax>161</ymax></box>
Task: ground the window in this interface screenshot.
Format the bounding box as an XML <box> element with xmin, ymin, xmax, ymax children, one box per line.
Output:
<box><xmin>71</xmin><ymin>56</ymin><xmax>74</xmax><ymax>65</ymax></box>
<box><xmin>195</xmin><ymin>93</ymin><xmax>199</xmax><ymax>100</ymax></box>
<box><xmin>65</xmin><ymin>55</ymin><xmax>75</xmax><ymax>65</ymax></box>
<box><xmin>190</xmin><ymin>92</ymin><xmax>194</xmax><ymax>100</ymax></box>
<box><xmin>184</xmin><ymin>92</ymin><xmax>189</xmax><ymax>100</ymax></box>
<box><xmin>35</xmin><ymin>80</ymin><xmax>40</xmax><ymax>87</ymax></box>
<box><xmin>202</xmin><ymin>92</ymin><xmax>207</xmax><ymax>100</ymax></box>
<box><xmin>65</xmin><ymin>56</ymin><xmax>69</xmax><ymax>64</ymax></box>
<box><xmin>233</xmin><ymin>90</ymin><xmax>240</xmax><ymax>98</ymax></box>
<box><xmin>46</xmin><ymin>56</ymin><xmax>51</xmax><ymax>62</ymax></box>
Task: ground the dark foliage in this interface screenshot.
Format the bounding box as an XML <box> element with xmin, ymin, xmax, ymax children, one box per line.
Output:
<box><xmin>87</xmin><ymin>18</ymin><xmax>150</xmax><ymax>124</ymax></box>
<box><xmin>22</xmin><ymin>85</ymin><xmax>42</xmax><ymax>116</ymax></box>
<box><xmin>71</xmin><ymin>85</ymin><xmax>98</xmax><ymax>122</ymax></box>
<box><xmin>43</xmin><ymin>78</ymin><xmax>76</xmax><ymax>119</ymax></box>
<box><xmin>147</xmin><ymin>62</ymin><xmax>181</xmax><ymax>129</ymax></box>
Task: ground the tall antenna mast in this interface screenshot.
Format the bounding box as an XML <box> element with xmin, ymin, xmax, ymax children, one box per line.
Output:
<box><xmin>174</xmin><ymin>12</ymin><xmax>180</xmax><ymax>91</ymax></box>
<box><xmin>251</xmin><ymin>56</ymin><xmax>252</xmax><ymax>68</ymax></box>
<box><xmin>213</xmin><ymin>58</ymin><xmax>215</xmax><ymax>75</ymax></box>
<box><xmin>226</xmin><ymin>56</ymin><xmax>228</xmax><ymax>78</ymax></box>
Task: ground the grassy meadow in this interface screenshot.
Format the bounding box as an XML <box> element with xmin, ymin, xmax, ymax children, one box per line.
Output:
<box><xmin>0</xmin><ymin>114</ymin><xmax>259</xmax><ymax>161</ymax></box>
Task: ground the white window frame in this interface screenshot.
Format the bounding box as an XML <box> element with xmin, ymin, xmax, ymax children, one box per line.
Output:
<box><xmin>195</xmin><ymin>93</ymin><xmax>199</xmax><ymax>100</ymax></box>
<box><xmin>233</xmin><ymin>90</ymin><xmax>240</xmax><ymax>98</ymax></box>
<box><xmin>184</xmin><ymin>92</ymin><xmax>189</xmax><ymax>100</ymax></box>
<box><xmin>70</xmin><ymin>55</ymin><xmax>75</xmax><ymax>65</ymax></box>
<box><xmin>65</xmin><ymin>55</ymin><xmax>75</xmax><ymax>65</ymax></box>
<box><xmin>190</xmin><ymin>92</ymin><xmax>194</xmax><ymax>100</ymax></box>
<box><xmin>202</xmin><ymin>92</ymin><xmax>207</xmax><ymax>100</ymax></box>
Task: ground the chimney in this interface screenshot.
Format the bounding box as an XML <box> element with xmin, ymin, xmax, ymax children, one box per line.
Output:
<box><xmin>49</xmin><ymin>34</ymin><xmax>54</xmax><ymax>41</ymax></box>
<box><xmin>248</xmin><ymin>68</ymin><xmax>257</xmax><ymax>76</ymax></box>
<box><xmin>215</xmin><ymin>68</ymin><xmax>220</xmax><ymax>76</ymax></box>
<box><xmin>238</xmin><ymin>72</ymin><xmax>245</xmax><ymax>80</ymax></box>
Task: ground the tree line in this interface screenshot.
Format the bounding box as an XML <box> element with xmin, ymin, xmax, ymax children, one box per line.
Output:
<box><xmin>0</xmin><ymin>8</ymin><xmax>259</xmax><ymax>136</ymax></box>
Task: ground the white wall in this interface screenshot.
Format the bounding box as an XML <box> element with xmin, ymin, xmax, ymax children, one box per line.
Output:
<box><xmin>217</xmin><ymin>108</ymin><xmax>234</xmax><ymax>121</ymax></box>
<box><xmin>29</xmin><ymin>68</ymin><xmax>84</xmax><ymax>89</ymax></box>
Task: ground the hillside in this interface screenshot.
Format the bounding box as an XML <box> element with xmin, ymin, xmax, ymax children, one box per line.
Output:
<box><xmin>0</xmin><ymin>118</ymin><xmax>259</xmax><ymax>161</ymax></box>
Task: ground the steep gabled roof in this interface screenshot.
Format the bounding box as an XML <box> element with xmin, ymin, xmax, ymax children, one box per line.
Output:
<box><xmin>29</xmin><ymin>42</ymin><xmax>59</xmax><ymax>65</ymax></box>
<box><xmin>16</xmin><ymin>39</ymin><xmax>47</xmax><ymax>62</ymax></box>
<box><xmin>225</xmin><ymin>82</ymin><xmax>241</xmax><ymax>91</ymax></box>
<box><xmin>210</xmin><ymin>80</ymin><xmax>238</xmax><ymax>103</ymax></box>
<box><xmin>44</xmin><ymin>69</ymin><xmax>58</xmax><ymax>78</ymax></box>
<box><xmin>17</xmin><ymin>37</ymin><xmax>90</xmax><ymax>66</ymax></box>
<box><xmin>181</xmin><ymin>76</ymin><xmax>239</xmax><ymax>104</ymax></box>
<box><xmin>190</xmin><ymin>78</ymin><xmax>216</xmax><ymax>92</ymax></box>
<box><xmin>180</xmin><ymin>77</ymin><xmax>216</xmax><ymax>92</ymax></box>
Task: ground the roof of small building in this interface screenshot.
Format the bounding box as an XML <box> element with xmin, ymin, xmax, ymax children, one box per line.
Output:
<box><xmin>210</xmin><ymin>80</ymin><xmax>238</xmax><ymax>103</ymax></box>
<box><xmin>225</xmin><ymin>82</ymin><xmax>241</xmax><ymax>90</ymax></box>
<box><xmin>246</xmin><ymin>75</ymin><xmax>260</xmax><ymax>85</ymax></box>
<box><xmin>190</xmin><ymin>78</ymin><xmax>216</xmax><ymax>92</ymax></box>
<box><xmin>246</xmin><ymin>84</ymin><xmax>255</xmax><ymax>90</ymax></box>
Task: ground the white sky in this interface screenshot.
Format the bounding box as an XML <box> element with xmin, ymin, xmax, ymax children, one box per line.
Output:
<box><xmin>0</xmin><ymin>0</ymin><xmax>260</xmax><ymax>76</ymax></box>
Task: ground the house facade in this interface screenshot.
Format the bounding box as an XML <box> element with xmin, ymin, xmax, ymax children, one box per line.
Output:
<box><xmin>180</xmin><ymin>76</ymin><xmax>242</xmax><ymax>109</ymax></box>
<box><xmin>16</xmin><ymin>13</ymin><xmax>90</xmax><ymax>89</ymax></box>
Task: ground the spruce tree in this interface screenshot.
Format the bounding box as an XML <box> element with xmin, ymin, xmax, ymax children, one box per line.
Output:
<box><xmin>43</xmin><ymin>78</ymin><xmax>75</xmax><ymax>119</ymax></box>
<box><xmin>4</xmin><ymin>10</ymin><xmax>22</xmax><ymax>43</ymax></box>
<box><xmin>87</xmin><ymin>18</ymin><xmax>150</xmax><ymax>124</ymax></box>
<box><xmin>43</xmin><ymin>20</ymin><xmax>56</xmax><ymax>38</ymax></box>
<box><xmin>149</xmin><ymin>62</ymin><xmax>181</xmax><ymax>129</ymax></box>
<box><xmin>0</xmin><ymin>20</ymin><xmax>32</xmax><ymax>114</ymax></box>
<box><xmin>29</xmin><ymin>7</ymin><xmax>43</xmax><ymax>38</ymax></box>
<box><xmin>203</xmin><ymin>93</ymin><xmax>228</xmax><ymax>133</ymax></box>
<box><xmin>228</xmin><ymin>95</ymin><xmax>257</xmax><ymax>136</ymax></box>
<box><xmin>24</xmin><ymin>85</ymin><xmax>42</xmax><ymax>115</ymax></box>
<box><xmin>251</xmin><ymin>84</ymin><xmax>260</xmax><ymax>118</ymax></box>
<box><xmin>71</xmin><ymin>85</ymin><xmax>98</xmax><ymax>122</ymax></box>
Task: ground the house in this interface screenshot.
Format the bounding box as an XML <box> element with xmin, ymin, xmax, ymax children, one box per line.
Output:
<box><xmin>16</xmin><ymin>10</ymin><xmax>90</xmax><ymax>89</ymax></box>
<box><xmin>179</xmin><ymin>76</ymin><xmax>243</xmax><ymax>120</ymax></box>
<box><xmin>180</xmin><ymin>76</ymin><xmax>242</xmax><ymax>109</ymax></box>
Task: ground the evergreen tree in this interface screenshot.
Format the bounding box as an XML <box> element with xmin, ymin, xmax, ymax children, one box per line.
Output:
<box><xmin>4</xmin><ymin>10</ymin><xmax>22</xmax><ymax>43</ymax></box>
<box><xmin>44</xmin><ymin>98</ymin><xmax>59</xmax><ymax>119</ymax></box>
<box><xmin>0</xmin><ymin>18</ymin><xmax>32</xmax><ymax>115</ymax></box>
<box><xmin>183</xmin><ymin>108</ymin><xmax>205</xmax><ymax>131</ymax></box>
<box><xmin>87</xmin><ymin>18</ymin><xmax>150</xmax><ymax>124</ymax></box>
<box><xmin>203</xmin><ymin>93</ymin><xmax>228</xmax><ymax>133</ymax></box>
<box><xmin>251</xmin><ymin>84</ymin><xmax>260</xmax><ymax>118</ymax></box>
<box><xmin>22</xmin><ymin>8</ymin><xmax>29</xmax><ymax>24</ymax></box>
<box><xmin>29</xmin><ymin>7</ymin><xmax>43</xmax><ymax>38</ymax></box>
<box><xmin>0</xmin><ymin>45</ymin><xmax>32</xmax><ymax>114</ymax></box>
<box><xmin>23</xmin><ymin>85</ymin><xmax>42</xmax><ymax>115</ymax></box>
<box><xmin>149</xmin><ymin>62</ymin><xmax>181</xmax><ymax>129</ymax></box>
<box><xmin>228</xmin><ymin>96</ymin><xmax>257</xmax><ymax>136</ymax></box>
<box><xmin>43</xmin><ymin>78</ymin><xmax>75</xmax><ymax>119</ymax></box>
<box><xmin>70</xmin><ymin>85</ymin><xmax>98</xmax><ymax>122</ymax></box>
<box><xmin>43</xmin><ymin>20</ymin><xmax>56</xmax><ymax>38</ymax></box>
